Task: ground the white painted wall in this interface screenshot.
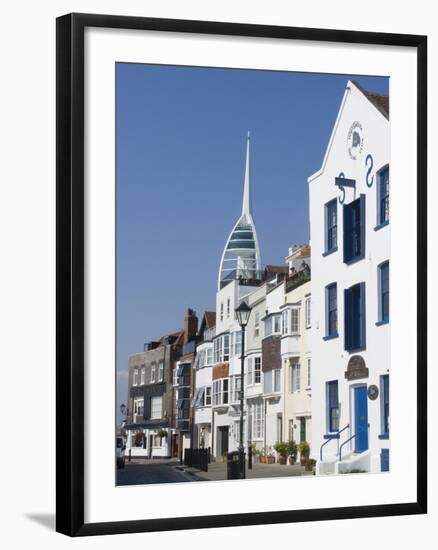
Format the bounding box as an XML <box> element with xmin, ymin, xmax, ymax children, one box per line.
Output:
<box><xmin>309</xmin><ymin>81</ymin><xmax>390</xmax><ymax>473</ymax></box>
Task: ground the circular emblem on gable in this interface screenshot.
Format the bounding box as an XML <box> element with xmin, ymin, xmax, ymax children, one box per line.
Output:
<box><xmin>347</xmin><ymin>121</ymin><xmax>364</xmax><ymax>160</ymax></box>
<box><xmin>367</xmin><ymin>384</ymin><xmax>379</xmax><ymax>400</ymax></box>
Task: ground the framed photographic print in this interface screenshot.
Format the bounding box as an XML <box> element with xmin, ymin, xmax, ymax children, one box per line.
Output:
<box><xmin>56</xmin><ymin>13</ymin><xmax>427</xmax><ymax>536</ymax></box>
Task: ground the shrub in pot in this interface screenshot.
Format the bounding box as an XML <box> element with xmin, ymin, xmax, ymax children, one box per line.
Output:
<box><xmin>298</xmin><ymin>441</ymin><xmax>310</xmax><ymax>466</ymax></box>
<box><xmin>274</xmin><ymin>441</ymin><xmax>288</xmax><ymax>465</ymax></box>
<box><xmin>286</xmin><ymin>440</ymin><xmax>298</xmax><ymax>465</ymax></box>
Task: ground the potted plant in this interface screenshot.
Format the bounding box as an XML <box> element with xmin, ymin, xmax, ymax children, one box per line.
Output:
<box><xmin>298</xmin><ymin>441</ymin><xmax>310</xmax><ymax>466</ymax></box>
<box><xmin>251</xmin><ymin>443</ymin><xmax>261</xmax><ymax>463</ymax></box>
<box><xmin>156</xmin><ymin>429</ymin><xmax>168</xmax><ymax>438</ymax></box>
<box><xmin>259</xmin><ymin>448</ymin><xmax>267</xmax><ymax>464</ymax></box>
<box><xmin>307</xmin><ymin>458</ymin><xmax>317</xmax><ymax>474</ymax></box>
<box><xmin>286</xmin><ymin>440</ymin><xmax>298</xmax><ymax>465</ymax></box>
<box><xmin>274</xmin><ymin>441</ymin><xmax>288</xmax><ymax>465</ymax></box>
<box><xmin>266</xmin><ymin>452</ymin><xmax>276</xmax><ymax>464</ymax></box>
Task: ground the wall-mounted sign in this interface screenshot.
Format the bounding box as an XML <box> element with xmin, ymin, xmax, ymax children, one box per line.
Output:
<box><xmin>344</xmin><ymin>355</ymin><xmax>369</xmax><ymax>381</ymax></box>
<box><xmin>367</xmin><ymin>384</ymin><xmax>379</xmax><ymax>400</ymax></box>
<box><xmin>261</xmin><ymin>335</ymin><xmax>281</xmax><ymax>371</ymax></box>
<box><xmin>347</xmin><ymin>121</ymin><xmax>364</xmax><ymax>160</ymax></box>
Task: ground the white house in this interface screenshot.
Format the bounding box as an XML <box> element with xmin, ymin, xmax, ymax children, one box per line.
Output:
<box><xmin>309</xmin><ymin>80</ymin><xmax>390</xmax><ymax>474</ymax></box>
<box><xmin>192</xmin><ymin>312</ymin><xmax>216</xmax><ymax>450</ymax></box>
<box><xmin>280</xmin><ymin>247</ymin><xmax>312</xmax><ymax>449</ymax></box>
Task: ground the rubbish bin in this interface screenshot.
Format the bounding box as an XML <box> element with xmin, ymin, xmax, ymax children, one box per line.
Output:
<box><xmin>227</xmin><ymin>451</ymin><xmax>245</xmax><ymax>480</ymax></box>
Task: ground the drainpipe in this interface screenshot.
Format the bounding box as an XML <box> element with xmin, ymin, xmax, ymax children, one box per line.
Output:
<box><xmin>283</xmin><ymin>357</ymin><xmax>286</xmax><ymax>441</ymax></box>
<box><xmin>190</xmin><ymin>331</ymin><xmax>198</xmax><ymax>450</ymax></box>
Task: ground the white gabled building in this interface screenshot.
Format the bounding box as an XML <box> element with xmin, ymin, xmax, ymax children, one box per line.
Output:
<box><xmin>309</xmin><ymin>80</ymin><xmax>390</xmax><ymax>474</ymax></box>
<box><xmin>192</xmin><ymin>312</ymin><xmax>216</xmax><ymax>450</ymax></box>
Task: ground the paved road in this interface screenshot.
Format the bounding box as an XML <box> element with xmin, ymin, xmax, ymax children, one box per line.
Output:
<box><xmin>117</xmin><ymin>460</ymin><xmax>197</xmax><ymax>486</ymax></box>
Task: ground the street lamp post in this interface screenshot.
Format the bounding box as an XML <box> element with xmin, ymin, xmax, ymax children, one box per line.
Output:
<box><xmin>235</xmin><ymin>301</ymin><xmax>251</xmax><ymax>479</ymax></box>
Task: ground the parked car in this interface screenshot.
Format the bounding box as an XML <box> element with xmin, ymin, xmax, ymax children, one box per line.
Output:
<box><xmin>116</xmin><ymin>436</ymin><xmax>126</xmax><ymax>468</ymax></box>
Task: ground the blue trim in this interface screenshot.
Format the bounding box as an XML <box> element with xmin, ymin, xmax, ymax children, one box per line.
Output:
<box><xmin>374</xmin><ymin>220</ymin><xmax>389</xmax><ymax>232</ymax></box>
<box><xmin>344</xmin><ymin>282</ymin><xmax>366</xmax><ymax>352</ymax></box>
<box><xmin>345</xmin><ymin>254</ymin><xmax>365</xmax><ymax>266</ymax></box>
<box><xmin>375</xmin><ymin>320</ymin><xmax>389</xmax><ymax>327</ymax></box>
<box><xmin>335</xmin><ymin>176</ymin><xmax>356</xmax><ymax>188</ymax></box>
<box><xmin>378</xmin><ymin>434</ymin><xmax>389</xmax><ymax>440</ymax></box>
<box><xmin>380</xmin><ymin>448</ymin><xmax>390</xmax><ymax>472</ymax></box>
<box><xmin>323</xmin><ymin>333</ymin><xmax>339</xmax><ymax>341</ymax></box>
<box><xmin>343</xmin><ymin>194</ymin><xmax>366</xmax><ymax>265</ymax></box>
<box><xmin>322</xmin><ymin>246</ymin><xmax>338</xmax><ymax>257</ymax></box>
<box><xmin>360</xmin><ymin>282</ymin><xmax>366</xmax><ymax>350</ymax></box>
<box><xmin>323</xmin><ymin>433</ymin><xmax>340</xmax><ymax>440</ymax></box>
<box><xmin>360</xmin><ymin>193</ymin><xmax>366</xmax><ymax>261</ymax></box>
<box><xmin>346</xmin><ymin>346</ymin><xmax>366</xmax><ymax>354</ymax></box>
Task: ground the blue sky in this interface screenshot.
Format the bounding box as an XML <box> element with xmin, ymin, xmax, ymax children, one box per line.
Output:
<box><xmin>116</xmin><ymin>63</ymin><xmax>388</xmax><ymax>412</ymax></box>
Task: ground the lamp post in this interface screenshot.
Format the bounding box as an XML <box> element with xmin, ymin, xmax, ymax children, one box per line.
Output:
<box><xmin>235</xmin><ymin>301</ymin><xmax>251</xmax><ymax>479</ymax></box>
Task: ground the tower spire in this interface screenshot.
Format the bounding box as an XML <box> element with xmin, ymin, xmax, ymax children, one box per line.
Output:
<box><xmin>241</xmin><ymin>131</ymin><xmax>251</xmax><ymax>218</ymax></box>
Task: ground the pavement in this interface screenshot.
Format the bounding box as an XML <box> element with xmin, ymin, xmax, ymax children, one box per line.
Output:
<box><xmin>116</xmin><ymin>457</ymin><xmax>310</xmax><ymax>486</ymax></box>
<box><xmin>175</xmin><ymin>460</ymin><xmax>308</xmax><ymax>481</ymax></box>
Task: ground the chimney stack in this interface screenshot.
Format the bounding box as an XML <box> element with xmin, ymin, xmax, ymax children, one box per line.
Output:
<box><xmin>183</xmin><ymin>308</ymin><xmax>198</xmax><ymax>344</ymax></box>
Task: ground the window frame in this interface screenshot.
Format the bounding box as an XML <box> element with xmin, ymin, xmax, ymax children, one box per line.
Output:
<box><xmin>344</xmin><ymin>282</ymin><xmax>366</xmax><ymax>352</ymax></box>
<box><xmin>254</xmin><ymin>311</ymin><xmax>260</xmax><ymax>337</ymax></box>
<box><xmin>252</xmin><ymin>401</ymin><xmax>264</xmax><ymax>440</ymax></box>
<box><xmin>205</xmin><ymin>386</ymin><xmax>212</xmax><ymax>406</ymax></box>
<box><xmin>150</xmin><ymin>395</ymin><xmax>162</xmax><ymax>420</ymax></box>
<box><xmin>290</xmin><ymin>358</ymin><xmax>301</xmax><ymax>393</ymax></box>
<box><xmin>377</xmin><ymin>261</ymin><xmax>390</xmax><ymax>325</ymax></box>
<box><xmin>281</xmin><ymin>309</ymin><xmax>289</xmax><ymax>335</ymax></box>
<box><xmin>325</xmin><ymin>283</ymin><xmax>338</xmax><ymax>339</ymax></box>
<box><xmin>305</xmin><ymin>296</ymin><xmax>311</xmax><ymax>328</ymax></box>
<box><xmin>376</xmin><ymin>164</ymin><xmax>390</xmax><ymax>229</ymax></box>
<box><xmin>291</xmin><ymin>307</ymin><xmax>300</xmax><ymax>334</ymax></box>
<box><xmin>133</xmin><ymin>397</ymin><xmax>144</xmax><ymax>417</ymax></box>
<box><xmin>150</xmin><ymin>363</ymin><xmax>156</xmax><ymax>383</ymax></box>
<box><xmin>343</xmin><ymin>194</ymin><xmax>366</xmax><ymax>264</ymax></box>
<box><xmin>158</xmin><ymin>360</ymin><xmax>164</xmax><ymax>382</ymax></box>
<box><xmin>254</xmin><ymin>356</ymin><xmax>262</xmax><ymax>384</ymax></box>
<box><xmin>324</xmin><ymin>198</ymin><xmax>338</xmax><ymax>255</ymax></box>
<box><xmin>327</xmin><ymin>380</ymin><xmax>340</xmax><ymax>433</ymax></box>
<box><xmin>380</xmin><ymin>374</ymin><xmax>390</xmax><ymax>437</ymax></box>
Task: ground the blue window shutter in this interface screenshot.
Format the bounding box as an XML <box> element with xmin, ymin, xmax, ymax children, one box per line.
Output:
<box><xmin>343</xmin><ymin>203</ymin><xmax>351</xmax><ymax>263</ymax></box>
<box><xmin>344</xmin><ymin>288</ymin><xmax>351</xmax><ymax>350</ymax></box>
<box><xmin>359</xmin><ymin>194</ymin><xmax>366</xmax><ymax>259</ymax></box>
<box><xmin>359</xmin><ymin>282</ymin><xmax>366</xmax><ymax>349</ymax></box>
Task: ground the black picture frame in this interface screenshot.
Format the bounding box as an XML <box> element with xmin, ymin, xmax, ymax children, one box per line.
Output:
<box><xmin>56</xmin><ymin>12</ymin><xmax>427</xmax><ymax>537</ymax></box>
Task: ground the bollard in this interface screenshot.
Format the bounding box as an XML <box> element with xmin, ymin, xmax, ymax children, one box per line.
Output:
<box><xmin>248</xmin><ymin>444</ymin><xmax>253</xmax><ymax>470</ymax></box>
<box><xmin>128</xmin><ymin>449</ymin><xmax>131</xmax><ymax>463</ymax></box>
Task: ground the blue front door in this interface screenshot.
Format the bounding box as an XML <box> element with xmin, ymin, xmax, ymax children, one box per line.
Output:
<box><xmin>354</xmin><ymin>386</ymin><xmax>368</xmax><ymax>453</ymax></box>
